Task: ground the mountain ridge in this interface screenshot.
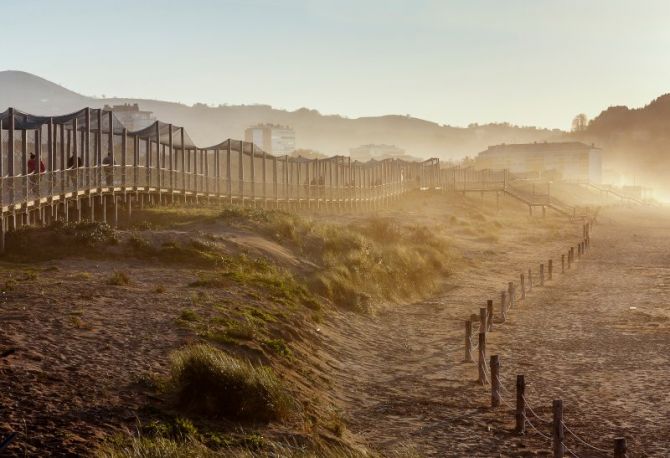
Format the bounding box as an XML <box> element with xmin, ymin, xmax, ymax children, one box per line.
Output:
<box><xmin>0</xmin><ymin>70</ymin><xmax>562</xmax><ymax>158</ymax></box>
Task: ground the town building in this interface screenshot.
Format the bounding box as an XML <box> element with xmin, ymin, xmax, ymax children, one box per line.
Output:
<box><xmin>475</xmin><ymin>141</ymin><xmax>602</xmax><ymax>183</ymax></box>
<box><xmin>103</xmin><ymin>103</ymin><xmax>156</xmax><ymax>131</ymax></box>
<box><xmin>244</xmin><ymin>124</ymin><xmax>295</xmax><ymax>155</ymax></box>
<box><xmin>349</xmin><ymin>144</ymin><xmax>411</xmax><ymax>162</ymax></box>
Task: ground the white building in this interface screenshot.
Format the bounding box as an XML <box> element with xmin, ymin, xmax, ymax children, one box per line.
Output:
<box><xmin>245</xmin><ymin>124</ymin><xmax>295</xmax><ymax>155</ymax></box>
<box><xmin>103</xmin><ymin>103</ymin><xmax>156</xmax><ymax>131</ymax></box>
<box><xmin>476</xmin><ymin>141</ymin><xmax>602</xmax><ymax>183</ymax></box>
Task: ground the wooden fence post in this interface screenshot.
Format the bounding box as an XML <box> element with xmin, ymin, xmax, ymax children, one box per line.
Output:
<box><xmin>561</xmin><ymin>254</ymin><xmax>565</xmax><ymax>273</ymax></box>
<box><xmin>478</xmin><ymin>332</ymin><xmax>486</xmax><ymax>385</ymax></box>
<box><xmin>568</xmin><ymin>249</ymin><xmax>572</xmax><ymax>269</ymax></box>
<box><xmin>540</xmin><ymin>264</ymin><xmax>545</xmax><ymax>286</ymax></box>
<box><xmin>548</xmin><ymin>259</ymin><xmax>553</xmax><ymax>280</ymax></box>
<box><xmin>491</xmin><ymin>355</ymin><xmax>500</xmax><ymax>407</ymax></box>
<box><xmin>500</xmin><ymin>291</ymin><xmax>507</xmax><ymax>321</ymax></box>
<box><xmin>520</xmin><ymin>273</ymin><xmax>526</xmax><ymax>300</ymax></box>
<box><xmin>515</xmin><ymin>374</ymin><xmax>526</xmax><ymax>434</ymax></box>
<box><xmin>528</xmin><ymin>268</ymin><xmax>533</xmax><ymax>290</ymax></box>
<box><xmin>552</xmin><ymin>400</ymin><xmax>564</xmax><ymax>458</ymax></box>
<box><xmin>508</xmin><ymin>282</ymin><xmax>514</xmax><ymax>309</ymax></box>
<box><xmin>486</xmin><ymin>299</ymin><xmax>493</xmax><ymax>331</ymax></box>
<box><xmin>464</xmin><ymin>320</ymin><xmax>473</xmax><ymax>362</ymax></box>
<box><xmin>480</xmin><ymin>307</ymin><xmax>487</xmax><ymax>334</ymax></box>
<box><xmin>614</xmin><ymin>437</ymin><xmax>627</xmax><ymax>458</ymax></box>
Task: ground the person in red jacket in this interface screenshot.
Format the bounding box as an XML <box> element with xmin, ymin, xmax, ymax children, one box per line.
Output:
<box><xmin>27</xmin><ymin>153</ymin><xmax>45</xmax><ymax>174</ymax></box>
<box><xmin>27</xmin><ymin>153</ymin><xmax>46</xmax><ymax>197</ymax></box>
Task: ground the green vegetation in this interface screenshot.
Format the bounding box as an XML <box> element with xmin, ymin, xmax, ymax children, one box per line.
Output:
<box><xmin>224</xmin><ymin>319</ymin><xmax>256</xmax><ymax>340</ymax></box>
<box><xmin>179</xmin><ymin>308</ymin><xmax>200</xmax><ymax>322</ymax></box>
<box><xmin>189</xmin><ymin>254</ymin><xmax>318</xmax><ymax>309</ymax></box>
<box><xmin>168</xmin><ymin>343</ymin><xmax>296</xmax><ymax>421</ymax></box>
<box><xmin>262</xmin><ymin>338</ymin><xmax>292</xmax><ymax>358</ymax></box>
<box><xmin>3</xmin><ymin>221</ymin><xmax>118</xmax><ymax>261</ymax></box>
<box><xmin>107</xmin><ymin>271</ymin><xmax>130</xmax><ymax>286</ymax></box>
<box><xmin>126</xmin><ymin>236</ymin><xmax>225</xmax><ymax>268</ymax></box>
<box><xmin>129</xmin><ymin>205</ymin><xmax>454</xmax><ymax>312</ymax></box>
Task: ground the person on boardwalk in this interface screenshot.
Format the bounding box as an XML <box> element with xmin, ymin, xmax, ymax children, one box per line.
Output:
<box><xmin>102</xmin><ymin>152</ymin><xmax>115</xmax><ymax>186</ymax></box>
<box><xmin>27</xmin><ymin>153</ymin><xmax>45</xmax><ymax>174</ymax></box>
<box><xmin>27</xmin><ymin>153</ymin><xmax>45</xmax><ymax>196</ymax></box>
<box><xmin>67</xmin><ymin>154</ymin><xmax>83</xmax><ymax>189</ymax></box>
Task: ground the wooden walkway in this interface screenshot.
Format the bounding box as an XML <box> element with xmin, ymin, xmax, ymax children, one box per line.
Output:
<box><xmin>0</xmin><ymin>107</ymin><xmax>443</xmax><ymax>252</ymax></box>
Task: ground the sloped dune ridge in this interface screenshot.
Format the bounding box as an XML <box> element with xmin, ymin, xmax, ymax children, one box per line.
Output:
<box><xmin>0</xmin><ymin>191</ymin><xmax>664</xmax><ymax>456</ymax></box>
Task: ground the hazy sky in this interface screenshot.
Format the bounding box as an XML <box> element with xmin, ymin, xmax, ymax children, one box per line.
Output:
<box><xmin>3</xmin><ymin>0</ymin><xmax>670</xmax><ymax>129</ymax></box>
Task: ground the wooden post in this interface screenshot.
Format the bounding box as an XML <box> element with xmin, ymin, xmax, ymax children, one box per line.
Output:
<box><xmin>500</xmin><ymin>291</ymin><xmax>507</xmax><ymax>320</ymax></box>
<box><xmin>239</xmin><ymin>141</ymin><xmax>245</xmax><ymax>204</ymax></box>
<box><xmin>520</xmin><ymin>273</ymin><xmax>526</xmax><ymax>300</ymax></box>
<box><xmin>168</xmin><ymin>124</ymin><xmax>174</xmax><ymax>192</ymax></box>
<box><xmin>273</xmin><ymin>156</ymin><xmax>278</xmax><ymax>207</ymax></box>
<box><xmin>486</xmin><ymin>299</ymin><xmax>493</xmax><ymax>331</ymax></box>
<box><xmin>478</xmin><ymin>332</ymin><xmax>486</xmax><ymax>385</ymax></box>
<box><xmin>491</xmin><ymin>355</ymin><xmax>500</xmax><ymax>407</ymax></box>
<box><xmin>226</xmin><ymin>140</ymin><xmax>232</xmax><ymax>203</ymax></box>
<box><xmin>515</xmin><ymin>375</ymin><xmax>526</xmax><ymax>434</ymax></box>
<box><xmin>0</xmin><ymin>217</ymin><xmax>5</xmax><ymax>255</ymax></box>
<box><xmin>479</xmin><ymin>307</ymin><xmax>487</xmax><ymax>334</ymax></box>
<box><xmin>561</xmin><ymin>254</ymin><xmax>565</xmax><ymax>273</ymax></box>
<box><xmin>464</xmin><ymin>320</ymin><xmax>473</xmax><ymax>362</ymax></box>
<box><xmin>552</xmin><ymin>400</ymin><xmax>564</xmax><ymax>458</ymax></box>
<box><xmin>262</xmin><ymin>150</ymin><xmax>267</xmax><ymax>206</ymax></box>
<box><xmin>540</xmin><ymin>264</ymin><xmax>545</xmax><ymax>286</ymax></box>
<box><xmin>614</xmin><ymin>438</ymin><xmax>627</xmax><ymax>458</ymax></box>
<box><xmin>568</xmin><ymin>249</ymin><xmax>572</xmax><ymax>269</ymax></box>
<box><xmin>181</xmin><ymin>128</ymin><xmax>187</xmax><ymax>196</ymax></box>
<box><xmin>528</xmin><ymin>268</ymin><xmax>533</xmax><ymax>290</ymax></box>
<box><xmin>250</xmin><ymin>143</ymin><xmax>256</xmax><ymax>205</ymax></box>
<box><xmin>508</xmin><ymin>281</ymin><xmax>514</xmax><ymax>309</ymax></box>
<box><xmin>548</xmin><ymin>259</ymin><xmax>553</xmax><ymax>280</ymax></box>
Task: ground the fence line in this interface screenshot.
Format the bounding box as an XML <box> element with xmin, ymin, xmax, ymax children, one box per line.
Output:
<box><xmin>459</xmin><ymin>220</ymin><xmax>630</xmax><ymax>457</ymax></box>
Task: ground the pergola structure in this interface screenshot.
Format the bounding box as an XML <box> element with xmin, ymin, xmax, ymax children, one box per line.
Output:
<box><xmin>0</xmin><ymin>107</ymin><xmax>442</xmax><ymax>251</ymax></box>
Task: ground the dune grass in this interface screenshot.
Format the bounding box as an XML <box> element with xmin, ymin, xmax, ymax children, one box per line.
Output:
<box><xmin>189</xmin><ymin>254</ymin><xmax>320</xmax><ymax>309</ymax></box>
<box><xmin>168</xmin><ymin>343</ymin><xmax>296</xmax><ymax>422</ymax></box>
<box><xmin>3</xmin><ymin>220</ymin><xmax>118</xmax><ymax>261</ymax></box>
<box><xmin>149</xmin><ymin>206</ymin><xmax>455</xmax><ymax>311</ymax></box>
<box><xmin>248</xmin><ymin>213</ymin><xmax>454</xmax><ymax>311</ymax></box>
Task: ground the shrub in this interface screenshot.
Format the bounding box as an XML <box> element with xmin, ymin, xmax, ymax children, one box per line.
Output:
<box><xmin>169</xmin><ymin>344</ymin><xmax>295</xmax><ymax>421</ymax></box>
<box><xmin>107</xmin><ymin>271</ymin><xmax>130</xmax><ymax>286</ymax></box>
<box><xmin>179</xmin><ymin>309</ymin><xmax>200</xmax><ymax>322</ymax></box>
<box><xmin>225</xmin><ymin>320</ymin><xmax>256</xmax><ymax>340</ymax></box>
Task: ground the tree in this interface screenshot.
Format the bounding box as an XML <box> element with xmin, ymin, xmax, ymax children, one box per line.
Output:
<box><xmin>571</xmin><ymin>113</ymin><xmax>588</xmax><ymax>132</ymax></box>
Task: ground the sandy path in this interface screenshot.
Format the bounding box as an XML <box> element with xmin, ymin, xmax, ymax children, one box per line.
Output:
<box><xmin>332</xmin><ymin>207</ymin><xmax>670</xmax><ymax>457</ymax></box>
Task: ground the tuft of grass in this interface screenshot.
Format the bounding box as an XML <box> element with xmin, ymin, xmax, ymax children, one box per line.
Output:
<box><xmin>225</xmin><ymin>319</ymin><xmax>256</xmax><ymax>340</ymax></box>
<box><xmin>126</xmin><ymin>235</ymin><xmax>224</xmax><ymax>268</ymax></box>
<box><xmin>179</xmin><ymin>308</ymin><xmax>200</xmax><ymax>322</ymax></box>
<box><xmin>262</xmin><ymin>338</ymin><xmax>292</xmax><ymax>358</ymax></box>
<box><xmin>107</xmin><ymin>271</ymin><xmax>130</xmax><ymax>286</ymax></box>
<box><xmin>168</xmin><ymin>344</ymin><xmax>296</xmax><ymax>421</ymax></box>
<box><xmin>153</xmin><ymin>285</ymin><xmax>165</xmax><ymax>294</ymax></box>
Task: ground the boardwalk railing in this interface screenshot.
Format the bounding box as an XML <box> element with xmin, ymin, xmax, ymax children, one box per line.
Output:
<box><xmin>0</xmin><ymin>107</ymin><xmax>442</xmax><ymax>250</ymax></box>
<box><xmin>439</xmin><ymin>167</ymin><xmax>596</xmax><ymax>218</ymax></box>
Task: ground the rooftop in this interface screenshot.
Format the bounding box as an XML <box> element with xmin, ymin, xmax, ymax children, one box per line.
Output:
<box><xmin>480</xmin><ymin>141</ymin><xmax>599</xmax><ymax>155</ymax></box>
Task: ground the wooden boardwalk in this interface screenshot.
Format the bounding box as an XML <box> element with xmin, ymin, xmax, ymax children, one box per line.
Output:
<box><xmin>0</xmin><ymin>107</ymin><xmax>442</xmax><ymax>252</ymax></box>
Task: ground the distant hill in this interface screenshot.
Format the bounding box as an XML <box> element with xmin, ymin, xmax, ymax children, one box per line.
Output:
<box><xmin>570</xmin><ymin>94</ymin><xmax>670</xmax><ymax>187</ymax></box>
<box><xmin>0</xmin><ymin>70</ymin><xmax>563</xmax><ymax>159</ymax></box>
